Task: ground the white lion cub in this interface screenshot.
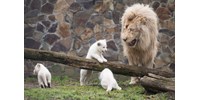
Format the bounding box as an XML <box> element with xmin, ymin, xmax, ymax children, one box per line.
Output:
<box><xmin>33</xmin><ymin>63</ymin><xmax>51</xmax><ymax>88</ymax></box>
<box><xmin>80</xmin><ymin>39</ymin><xmax>107</xmax><ymax>86</ymax></box>
<box><xmin>99</xmin><ymin>68</ymin><xmax>121</xmax><ymax>92</ymax></box>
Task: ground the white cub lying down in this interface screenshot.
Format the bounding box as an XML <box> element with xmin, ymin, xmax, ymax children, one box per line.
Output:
<box><xmin>99</xmin><ymin>68</ymin><xmax>121</xmax><ymax>92</ymax></box>
<box><xmin>80</xmin><ymin>39</ymin><xmax>107</xmax><ymax>86</ymax></box>
<box><xmin>33</xmin><ymin>63</ymin><xmax>51</xmax><ymax>88</ymax></box>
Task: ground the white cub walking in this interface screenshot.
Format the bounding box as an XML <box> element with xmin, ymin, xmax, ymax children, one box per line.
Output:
<box><xmin>99</xmin><ymin>68</ymin><xmax>121</xmax><ymax>92</ymax></box>
<box><xmin>80</xmin><ymin>39</ymin><xmax>108</xmax><ymax>86</ymax></box>
<box><xmin>33</xmin><ymin>63</ymin><xmax>51</xmax><ymax>88</ymax></box>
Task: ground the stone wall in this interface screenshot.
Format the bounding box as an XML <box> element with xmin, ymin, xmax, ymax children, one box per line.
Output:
<box><xmin>24</xmin><ymin>0</ymin><xmax>175</xmax><ymax>76</ymax></box>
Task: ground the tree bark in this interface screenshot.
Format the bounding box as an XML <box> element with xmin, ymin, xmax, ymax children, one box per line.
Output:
<box><xmin>140</xmin><ymin>73</ymin><xmax>175</xmax><ymax>93</ymax></box>
<box><xmin>24</xmin><ymin>48</ymin><xmax>174</xmax><ymax>78</ymax></box>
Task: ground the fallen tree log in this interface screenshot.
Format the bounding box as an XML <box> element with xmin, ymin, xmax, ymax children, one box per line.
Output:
<box><xmin>24</xmin><ymin>48</ymin><xmax>174</xmax><ymax>78</ymax></box>
<box><xmin>24</xmin><ymin>48</ymin><xmax>175</xmax><ymax>92</ymax></box>
<box><xmin>140</xmin><ymin>73</ymin><xmax>175</xmax><ymax>93</ymax></box>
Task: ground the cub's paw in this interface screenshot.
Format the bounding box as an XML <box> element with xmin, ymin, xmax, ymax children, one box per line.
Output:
<box><xmin>117</xmin><ymin>87</ymin><xmax>122</xmax><ymax>90</ymax></box>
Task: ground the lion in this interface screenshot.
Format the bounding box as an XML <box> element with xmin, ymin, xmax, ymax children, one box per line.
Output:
<box><xmin>121</xmin><ymin>4</ymin><xmax>159</xmax><ymax>84</ymax></box>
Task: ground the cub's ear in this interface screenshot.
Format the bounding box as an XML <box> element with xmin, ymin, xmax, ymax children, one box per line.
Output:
<box><xmin>97</xmin><ymin>42</ymin><xmax>101</xmax><ymax>46</ymax></box>
<box><xmin>37</xmin><ymin>63</ymin><xmax>41</xmax><ymax>68</ymax></box>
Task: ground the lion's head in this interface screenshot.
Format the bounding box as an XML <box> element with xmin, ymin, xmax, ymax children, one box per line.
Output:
<box><xmin>121</xmin><ymin>4</ymin><xmax>158</xmax><ymax>50</ymax></box>
<box><xmin>121</xmin><ymin>16</ymin><xmax>152</xmax><ymax>50</ymax></box>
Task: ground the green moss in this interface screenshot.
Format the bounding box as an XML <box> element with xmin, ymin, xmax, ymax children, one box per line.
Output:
<box><xmin>25</xmin><ymin>76</ymin><xmax>170</xmax><ymax>100</ymax></box>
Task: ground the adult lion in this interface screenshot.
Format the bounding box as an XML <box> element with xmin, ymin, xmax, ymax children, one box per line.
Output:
<box><xmin>121</xmin><ymin>4</ymin><xmax>159</xmax><ymax>84</ymax></box>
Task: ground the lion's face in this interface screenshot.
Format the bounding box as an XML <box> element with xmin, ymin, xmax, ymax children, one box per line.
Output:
<box><xmin>121</xmin><ymin>15</ymin><xmax>151</xmax><ymax>49</ymax></box>
<box><xmin>121</xmin><ymin>23</ymin><xmax>141</xmax><ymax>47</ymax></box>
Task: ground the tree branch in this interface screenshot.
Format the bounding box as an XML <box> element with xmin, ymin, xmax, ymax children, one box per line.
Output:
<box><xmin>140</xmin><ymin>75</ymin><xmax>175</xmax><ymax>92</ymax></box>
<box><xmin>24</xmin><ymin>48</ymin><xmax>174</xmax><ymax>78</ymax></box>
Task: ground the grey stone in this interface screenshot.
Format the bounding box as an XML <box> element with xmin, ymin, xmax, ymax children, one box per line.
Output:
<box><xmin>43</xmin><ymin>34</ymin><xmax>60</xmax><ymax>45</ymax></box>
<box><xmin>25</xmin><ymin>0</ymin><xmax>32</xmax><ymax>6</ymax></box>
<box><xmin>89</xmin><ymin>38</ymin><xmax>96</xmax><ymax>45</ymax></box>
<box><xmin>24</xmin><ymin>17</ymin><xmax>38</xmax><ymax>24</ymax></box>
<box><xmin>114</xmin><ymin>33</ymin><xmax>120</xmax><ymax>39</ymax></box>
<box><xmin>64</xmin><ymin>14</ymin><xmax>72</xmax><ymax>24</ymax></box>
<box><xmin>24</xmin><ymin>24</ymin><xmax>35</xmax><ymax>38</ymax></box>
<box><xmin>40</xmin><ymin>42</ymin><xmax>50</xmax><ymax>50</ymax></box>
<box><xmin>48</xmin><ymin>15</ymin><xmax>56</xmax><ymax>22</ymax></box>
<box><xmin>74</xmin><ymin>10</ymin><xmax>92</xmax><ymax>27</ymax></box>
<box><xmin>89</xmin><ymin>13</ymin><xmax>103</xmax><ymax>24</ymax></box>
<box><xmin>156</xmin><ymin>51</ymin><xmax>162</xmax><ymax>57</ymax></box>
<box><xmin>152</xmin><ymin>1</ymin><xmax>160</xmax><ymax>11</ymax></box>
<box><xmin>107</xmin><ymin>40</ymin><xmax>118</xmax><ymax>51</ymax></box>
<box><xmin>24</xmin><ymin>6</ymin><xmax>29</xmax><ymax>14</ymax></box>
<box><xmin>38</xmin><ymin>15</ymin><xmax>46</xmax><ymax>21</ymax></box>
<box><xmin>115</xmin><ymin>0</ymin><xmax>123</xmax><ymax>3</ymax></box>
<box><xmin>48</xmin><ymin>0</ymin><xmax>57</xmax><ymax>4</ymax></box>
<box><xmin>41</xmin><ymin>3</ymin><xmax>54</xmax><ymax>14</ymax></box>
<box><xmin>169</xmin><ymin>36</ymin><xmax>175</xmax><ymax>51</ymax></box>
<box><xmin>123</xmin><ymin>0</ymin><xmax>139</xmax><ymax>6</ymax></box>
<box><xmin>69</xmin><ymin>2</ymin><xmax>81</xmax><ymax>13</ymax></box>
<box><xmin>114</xmin><ymin>24</ymin><xmax>121</xmax><ymax>32</ymax></box>
<box><xmin>162</xmin><ymin>46</ymin><xmax>172</xmax><ymax>54</ymax></box>
<box><xmin>77</xmin><ymin>46</ymin><xmax>89</xmax><ymax>57</ymax></box>
<box><xmin>36</xmin><ymin>23</ymin><xmax>44</xmax><ymax>32</ymax></box>
<box><xmin>41</xmin><ymin>0</ymin><xmax>47</xmax><ymax>5</ymax></box>
<box><xmin>81</xmin><ymin>0</ymin><xmax>94</xmax><ymax>10</ymax></box>
<box><xmin>103</xmin><ymin>49</ymin><xmax>118</xmax><ymax>61</ymax></box>
<box><xmin>76</xmin><ymin>0</ymin><xmax>92</xmax><ymax>2</ymax></box>
<box><xmin>24</xmin><ymin>38</ymin><xmax>41</xmax><ymax>49</ymax></box>
<box><xmin>169</xmin><ymin>63</ymin><xmax>175</xmax><ymax>72</ymax></box>
<box><xmin>48</xmin><ymin>23</ymin><xmax>58</xmax><ymax>33</ymax></box>
<box><xmin>32</xmin><ymin>31</ymin><xmax>44</xmax><ymax>41</ymax></box>
<box><xmin>51</xmin><ymin>38</ymin><xmax>72</xmax><ymax>52</ymax></box>
<box><xmin>42</xmin><ymin>21</ymin><xmax>51</xmax><ymax>28</ymax></box>
<box><xmin>73</xmin><ymin>38</ymin><xmax>82</xmax><ymax>50</ymax></box>
<box><xmin>159</xmin><ymin>29</ymin><xmax>175</xmax><ymax>36</ymax></box>
<box><xmin>25</xmin><ymin>9</ymin><xmax>39</xmax><ymax>18</ymax></box>
<box><xmin>112</xmin><ymin>10</ymin><xmax>121</xmax><ymax>24</ymax></box>
<box><xmin>30</xmin><ymin>0</ymin><xmax>41</xmax><ymax>10</ymax></box>
<box><xmin>160</xmin><ymin>0</ymin><xmax>168</xmax><ymax>3</ymax></box>
<box><xmin>104</xmin><ymin>11</ymin><xmax>112</xmax><ymax>19</ymax></box>
<box><xmin>85</xmin><ymin>21</ymin><xmax>94</xmax><ymax>29</ymax></box>
<box><xmin>51</xmin><ymin>42</ymin><xmax>67</xmax><ymax>52</ymax></box>
<box><xmin>158</xmin><ymin>33</ymin><xmax>170</xmax><ymax>45</ymax></box>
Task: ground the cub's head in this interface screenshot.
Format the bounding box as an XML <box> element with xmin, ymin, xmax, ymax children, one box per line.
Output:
<box><xmin>33</xmin><ymin>63</ymin><xmax>42</xmax><ymax>75</ymax></box>
<box><xmin>96</xmin><ymin>39</ymin><xmax>107</xmax><ymax>53</ymax></box>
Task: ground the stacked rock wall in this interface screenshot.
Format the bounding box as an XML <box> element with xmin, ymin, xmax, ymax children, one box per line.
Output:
<box><xmin>24</xmin><ymin>0</ymin><xmax>175</xmax><ymax>76</ymax></box>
